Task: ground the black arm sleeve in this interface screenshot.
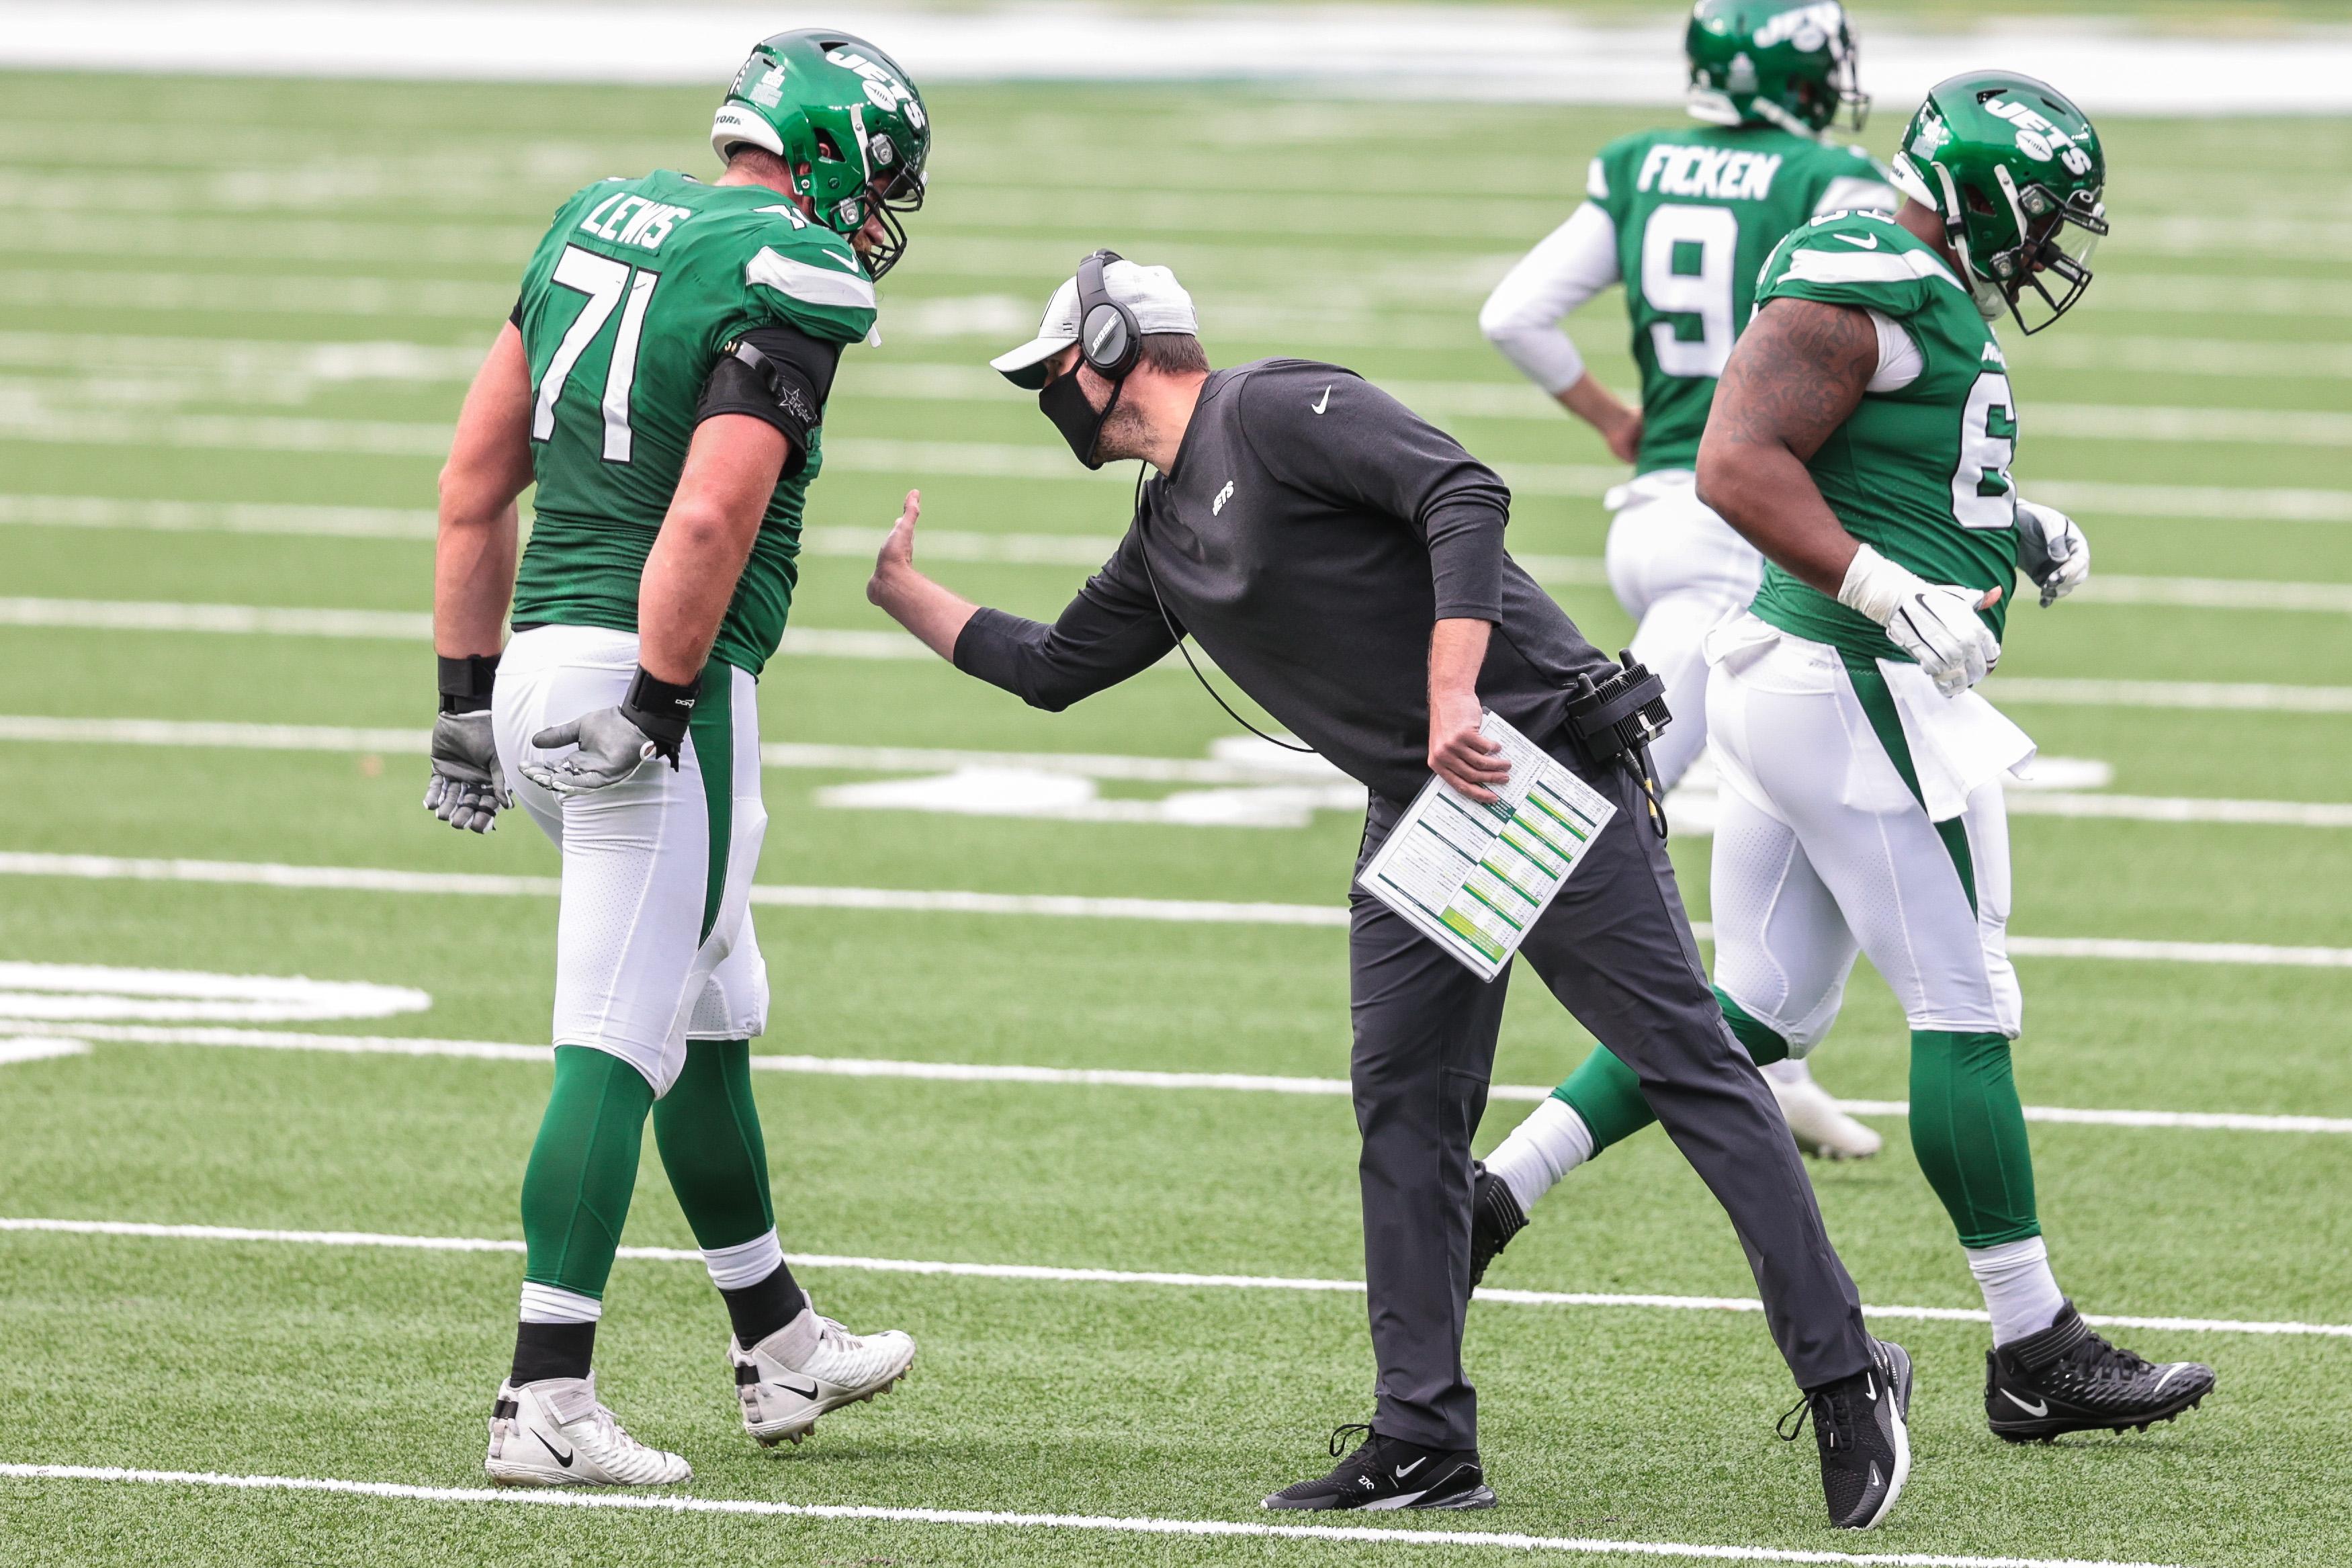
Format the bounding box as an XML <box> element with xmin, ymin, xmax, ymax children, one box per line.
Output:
<box><xmin>951</xmin><ymin>525</ymin><xmax>1180</xmax><ymax>712</ymax></box>
<box><xmin>1237</xmin><ymin>367</ymin><xmax>1512</xmax><ymax>623</ymax></box>
<box><xmin>696</xmin><ymin>324</ymin><xmax>844</xmax><ymax>479</ymax></box>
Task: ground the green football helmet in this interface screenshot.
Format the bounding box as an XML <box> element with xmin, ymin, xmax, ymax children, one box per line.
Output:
<box><xmin>1686</xmin><ymin>1</ymin><xmax>1868</xmax><ymax>135</ymax></box>
<box><xmin>1890</xmin><ymin>71</ymin><xmax>2108</xmax><ymax>334</ymax></box>
<box><xmin>709</xmin><ymin>29</ymin><xmax>930</xmax><ymax>278</ymax></box>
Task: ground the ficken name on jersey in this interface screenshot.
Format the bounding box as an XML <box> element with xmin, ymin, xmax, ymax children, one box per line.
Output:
<box><xmin>578</xmin><ymin>191</ymin><xmax>694</xmax><ymax>252</ymax></box>
<box><xmin>1636</xmin><ymin>144</ymin><xmax>1784</xmax><ymax>202</ymax></box>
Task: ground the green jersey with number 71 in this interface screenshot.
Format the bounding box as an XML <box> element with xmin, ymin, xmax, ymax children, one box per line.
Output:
<box><xmin>509</xmin><ymin>171</ymin><xmax>877</xmax><ymax>677</ymax></box>
<box><xmin>1744</xmin><ymin>207</ymin><xmax>2021</xmax><ymax>657</ymax></box>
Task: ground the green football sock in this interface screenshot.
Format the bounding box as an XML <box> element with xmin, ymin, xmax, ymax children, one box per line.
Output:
<box><xmin>1553</xmin><ymin>988</ymin><xmax>1791</xmax><ymax>1153</ymax></box>
<box><xmin>652</xmin><ymin>1039</ymin><xmax>777</xmax><ymax>1251</ymax></box>
<box><xmin>1714</xmin><ymin>988</ymin><xmax>1791</xmax><ymax>1069</ymax></box>
<box><xmin>519</xmin><ymin>1045</ymin><xmax>656</xmax><ymax>1300</ymax></box>
<box><xmin>1556</xmin><ymin>1045</ymin><xmax>1653</xmax><ymax>1151</ymax></box>
<box><xmin>1908</xmin><ymin>1029</ymin><xmax>2042</xmax><ymax>1249</ymax></box>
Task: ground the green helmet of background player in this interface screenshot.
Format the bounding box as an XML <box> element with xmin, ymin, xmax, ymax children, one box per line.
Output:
<box><xmin>709</xmin><ymin>28</ymin><xmax>930</xmax><ymax>278</ymax></box>
<box><xmin>1685</xmin><ymin>1</ymin><xmax>1868</xmax><ymax>136</ymax></box>
<box><xmin>1889</xmin><ymin>71</ymin><xmax>2108</xmax><ymax>335</ymax></box>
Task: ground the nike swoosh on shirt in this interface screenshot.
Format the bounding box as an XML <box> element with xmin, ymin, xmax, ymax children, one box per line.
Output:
<box><xmin>2000</xmin><ymin>1389</ymin><xmax>2050</xmax><ymax>1418</ymax></box>
<box><xmin>1312</xmin><ymin>386</ymin><xmax>1331</xmax><ymax>414</ymax></box>
<box><xmin>534</xmin><ymin>1431</ymin><xmax>575</xmax><ymax>1467</ymax></box>
<box><xmin>1834</xmin><ymin>233</ymin><xmax>1880</xmax><ymax>249</ymax></box>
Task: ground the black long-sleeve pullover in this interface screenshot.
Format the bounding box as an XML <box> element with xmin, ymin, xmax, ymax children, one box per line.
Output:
<box><xmin>953</xmin><ymin>358</ymin><xmax>1618</xmax><ymax>803</ymax></box>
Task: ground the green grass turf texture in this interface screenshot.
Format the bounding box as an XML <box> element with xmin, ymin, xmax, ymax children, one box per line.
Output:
<box><xmin>1</xmin><ymin>66</ymin><xmax>2349</xmax><ymax>1567</ymax></box>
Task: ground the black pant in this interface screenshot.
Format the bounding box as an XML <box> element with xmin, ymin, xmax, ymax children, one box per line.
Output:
<box><xmin>1348</xmin><ymin>746</ymin><xmax>1873</xmax><ymax>1450</ymax></box>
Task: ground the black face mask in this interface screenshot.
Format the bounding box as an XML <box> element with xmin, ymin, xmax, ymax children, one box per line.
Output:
<box><xmin>1039</xmin><ymin>367</ymin><xmax>1120</xmax><ymax>470</ymax></box>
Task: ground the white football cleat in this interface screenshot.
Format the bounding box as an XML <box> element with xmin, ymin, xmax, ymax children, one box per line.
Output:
<box><xmin>1766</xmin><ymin>1061</ymin><xmax>1884</xmax><ymax>1161</ymax></box>
<box><xmin>731</xmin><ymin>1293</ymin><xmax>915</xmax><ymax>1446</ymax></box>
<box><xmin>484</xmin><ymin>1375</ymin><xmax>692</xmax><ymax>1487</ymax></box>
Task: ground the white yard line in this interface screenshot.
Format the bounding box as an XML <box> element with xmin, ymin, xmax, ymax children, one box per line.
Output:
<box><xmin>15</xmin><ymin>715</ymin><xmax>2352</xmax><ymax>832</ymax></box>
<box><xmin>1989</xmin><ymin>679</ymin><xmax>2352</xmax><ymax>715</ymax></box>
<box><xmin>4</xmin><ymin>849</ymin><xmax>2352</xmax><ymax>965</ymax></box>
<box><xmin>0</xmin><ymin>1216</ymin><xmax>2340</xmax><ymax>1346</ymax></box>
<box><xmin>0</xmin><ymin>1464</ymin><xmax>2186</xmax><ymax>1568</ymax></box>
<box><xmin>0</xmin><ymin>598</ymin><xmax>929</xmax><ymax>659</ymax></box>
<box><xmin>15</xmin><ymin>1021</ymin><xmax>2352</xmax><ymax>1137</ymax></box>
<box><xmin>0</xmin><ymin>1037</ymin><xmax>88</xmax><ymax>1065</ymax></box>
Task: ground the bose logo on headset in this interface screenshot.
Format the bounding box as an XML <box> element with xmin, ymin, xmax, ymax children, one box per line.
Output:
<box><xmin>1076</xmin><ymin>249</ymin><xmax>1140</xmax><ymax>381</ymax></box>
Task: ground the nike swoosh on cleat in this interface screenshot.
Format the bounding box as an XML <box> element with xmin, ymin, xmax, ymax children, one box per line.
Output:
<box><xmin>1835</xmin><ymin>233</ymin><xmax>1880</xmax><ymax>248</ymax></box>
<box><xmin>1312</xmin><ymin>386</ymin><xmax>1331</xmax><ymax>414</ymax></box>
<box><xmin>533</xmin><ymin>1432</ymin><xmax>574</xmax><ymax>1468</ymax></box>
<box><xmin>1868</xmin><ymin>1462</ymin><xmax>1882</xmax><ymax>1489</ymax></box>
<box><xmin>1393</xmin><ymin>1457</ymin><xmax>1425</xmax><ymax>1479</ymax></box>
<box><xmin>2001</xmin><ymin>1389</ymin><xmax>2050</xmax><ymax>1418</ymax></box>
<box><xmin>2152</xmin><ymin>1365</ymin><xmax>2191</xmax><ymax>1395</ymax></box>
<box><xmin>774</xmin><ymin>1378</ymin><xmax>822</xmax><ymax>1399</ymax></box>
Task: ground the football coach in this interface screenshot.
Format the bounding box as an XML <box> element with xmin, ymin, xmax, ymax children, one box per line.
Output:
<box><xmin>867</xmin><ymin>252</ymin><xmax>1912</xmax><ymax>1528</ymax></box>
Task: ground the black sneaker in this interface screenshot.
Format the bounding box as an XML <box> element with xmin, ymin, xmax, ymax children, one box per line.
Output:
<box><xmin>1469</xmin><ymin>1162</ymin><xmax>1527</xmax><ymax>1290</ymax></box>
<box><xmin>1779</xmin><ymin>1338</ymin><xmax>1913</xmax><ymax>1530</ymax></box>
<box><xmin>1262</xmin><ymin>1424</ymin><xmax>1496</xmax><ymax>1512</ymax></box>
<box><xmin>1986</xmin><ymin>1301</ymin><xmax>2214</xmax><ymax>1443</ymax></box>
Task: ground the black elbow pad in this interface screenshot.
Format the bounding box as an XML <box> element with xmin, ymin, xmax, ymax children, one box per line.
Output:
<box><xmin>697</xmin><ymin>325</ymin><xmax>843</xmax><ymax>478</ymax></box>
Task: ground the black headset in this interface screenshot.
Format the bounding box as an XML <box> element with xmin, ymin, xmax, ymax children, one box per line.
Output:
<box><xmin>1074</xmin><ymin>249</ymin><xmax>1141</xmax><ymax>381</ymax></box>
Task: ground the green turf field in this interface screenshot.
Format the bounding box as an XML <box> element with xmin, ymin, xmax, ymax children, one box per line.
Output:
<box><xmin>1</xmin><ymin>64</ymin><xmax>2349</xmax><ymax>1568</ymax></box>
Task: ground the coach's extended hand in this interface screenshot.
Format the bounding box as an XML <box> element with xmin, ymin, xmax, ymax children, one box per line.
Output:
<box><xmin>424</xmin><ymin>710</ymin><xmax>513</xmax><ymax>832</ymax></box>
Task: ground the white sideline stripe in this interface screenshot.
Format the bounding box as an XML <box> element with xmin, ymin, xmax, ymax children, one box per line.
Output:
<box><xmin>0</xmin><ymin>1467</ymin><xmax>2185</xmax><ymax>1568</ymax></box>
<box><xmin>25</xmin><ymin>716</ymin><xmax>2352</xmax><ymax>829</ymax></box>
<box><xmin>7</xmin><ymin>851</ymin><xmax>2352</xmax><ymax>962</ymax></box>
<box><xmin>0</xmin><ymin>1037</ymin><xmax>89</xmax><ymax>1065</ymax></box>
<box><xmin>0</xmin><ymin>1217</ymin><xmax>2340</xmax><ymax>1348</ymax></box>
<box><xmin>19</xmin><ymin>1021</ymin><xmax>2352</xmax><ymax>1137</ymax></box>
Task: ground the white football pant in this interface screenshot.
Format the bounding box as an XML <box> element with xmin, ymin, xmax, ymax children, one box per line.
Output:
<box><xmin>1704</xmin><ymin>625</ymin><xmax>2022</xmax><ymax>1053</ymax></box>
<box><xmin>495</xmin><ymin>624</ymin><xmax>771</xmax><ymax>1096</ymax></box>
<box><xmin>1604</xmin><ymin>470</ymin><xmax>1763</xmax><ymax>791</ymax></box>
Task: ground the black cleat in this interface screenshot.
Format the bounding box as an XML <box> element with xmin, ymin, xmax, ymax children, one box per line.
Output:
<box><xmin>1469</xmin><ymin>1161</ymin><xmax>1527</xmax><ymax>1290</ymax></box>
<box><xmin>1986</xmin><ymin>1301</ymin><xmax>2214</xmax><ymax>1443</ymax></box>
<box><xmin>1262</xmin><ymin>1424</ymin><xmax>1497</xmax><ymax>1512</ymax></box>
<box><xmin>1780</xmin><ymin>1338</ymin><xmax>1913</xmax><ymax>1530</ymax></box>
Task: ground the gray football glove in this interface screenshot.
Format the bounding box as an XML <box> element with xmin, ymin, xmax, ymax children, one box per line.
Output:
<box><xmin>2015</xmin><ymin>500</ymin><xmax>2091</xmax><ymax>608</ymax></box>
<box><xmin>423</xmin><ymin>709</ymin><xmax>512</xmax><ymax>832</ymax></box>
<box><xmin>521</xmin><ymin>707</ymin><xmax>663</xmax><ymax>797</ymax></box>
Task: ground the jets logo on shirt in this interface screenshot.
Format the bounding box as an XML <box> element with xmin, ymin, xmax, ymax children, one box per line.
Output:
<box><xmin>1213</xmin><ymin>480</ymin><xmax>1235</xmax><ymax>515</ymax></box>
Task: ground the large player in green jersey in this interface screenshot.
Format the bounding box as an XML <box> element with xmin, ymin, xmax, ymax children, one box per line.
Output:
<box><xmin>424</xmin><ymin>29</ymin><xmax>930</xmax><ymax>1488</ymax></box>
<box><xmin>1481</xmin><ymin>0</ymin><xmax>1895</xmax><ymax>1166</ymax></box>
<box><xmin>1477</xmin><ymin>70</ymin><xmax>2218</xmax><ymax>1447</ymax></box>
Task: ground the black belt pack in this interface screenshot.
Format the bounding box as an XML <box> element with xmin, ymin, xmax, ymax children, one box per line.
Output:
<box><xmin>1565</xmin><ymin>652</ymin><xmax>1673</xmax><ymax>838</ymax></box>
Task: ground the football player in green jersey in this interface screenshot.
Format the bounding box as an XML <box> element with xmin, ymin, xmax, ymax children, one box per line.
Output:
<box><xmin>1479</xmin><ymin>71</ymin><xmax>2218</xmax><ymax>1448</ymax></box>
<box><xmin>425</xmin><ymin>29</ymin><xmax>928</xmax><ymax>1487</ymax></box>
<box><xmin>1481</xmin><ymin>0</ymin><xmax>1895</xmax><ymax>1164</ymax></box>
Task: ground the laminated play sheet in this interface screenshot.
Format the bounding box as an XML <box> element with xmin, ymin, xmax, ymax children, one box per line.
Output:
<box><xmin>1357</xmin><ymin>711</ymin><xmax>1618</xmax><ymax>979</ymax></box>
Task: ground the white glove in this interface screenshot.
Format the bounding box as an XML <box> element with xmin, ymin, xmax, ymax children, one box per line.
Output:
<box><xmin>2015</xmin><ymin>499</ymin><xmax>2090</xmax><ymax>607</ymax></box>
<box><xmin>521</xmin><ymin>708</ymin><xmax>664</xmax><ymax>797</ymax></box>
<box><xmin>423</xmin><ymin>709</ymin><xmax>512</xmax><ymax>832</ymax></box>
<box><xmin>1838</xmin><ymin>543</ymin><xmax>2003</xmax><ymax>698</ymax></box>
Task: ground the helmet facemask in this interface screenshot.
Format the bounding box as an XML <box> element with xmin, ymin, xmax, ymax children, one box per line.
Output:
<box><xmin>1934</xmin><ymin>160</ymin><xmax>2107</xmax><ymax>334</ymax></box>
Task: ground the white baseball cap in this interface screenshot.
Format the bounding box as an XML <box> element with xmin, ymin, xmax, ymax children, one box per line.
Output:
<box><xmin>988</xmin><ymin>258</ymin><xmax>1199</xmax><ymax>389</ymax></box>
